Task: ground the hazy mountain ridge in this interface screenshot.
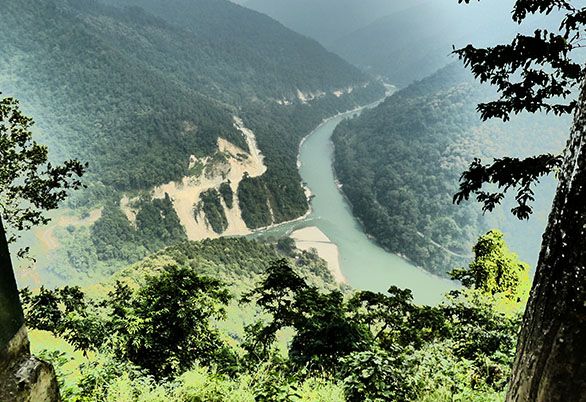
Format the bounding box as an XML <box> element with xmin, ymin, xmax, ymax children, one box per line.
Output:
<box><xmin>329</xmin><ymin>0</ymin><xmax>517</xmax><ymax>87</ymax></box>
<box><xmin>245</xmin><ymin>0</ymin><xmax>562</xmax><ymax>88</ymax></box>
<box><xmin>244</xmin><ymin>0</ymin><xmax>423</xmax><ymax>46</ymax></box>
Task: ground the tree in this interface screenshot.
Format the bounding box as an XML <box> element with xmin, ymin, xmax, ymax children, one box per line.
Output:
<box><xmin>108</xmin><ymin>265</ymin><xmax>234</xmax><ymax>378</ymax></box>
<box><xmin>347</xmin><ymin>287</ymin><xmax>420</xmax><ymax>349</ymax></box>
<box><xmin>450</xmin><ymin>230</ymin><xmax>530</xmax><ymax>303</ymax></box>
<box><xmin>21</xmin><ymin>265</ymin><xmax>235</xmax><ymax>379</ymax></box>
<box><xmin>243</xmin><ymin>260</ymin><xmax>370</xmax><ymax>373</ymax></box>
<box><xmin>341</xmin><ymin>348</ymin><xmax>414</xmax><ymax>402</ymax></box>
<box><xmin>20</xmin><ymin>286</ymin><xmax>103</xmax><ymax>357</ymax></box>
<box><xmin>1</xmin><ymin>94</ymin><xmax>84</xmax><ymax>350</ymax></box>
<box><xmin>453</xmin><ymin>2</ymin><xmax>586</xmax><ymax>400</ymax></box>
<box><xmin>0</xmin><ymin>95</ymin><xmax>85</xmax><ymax>248</ymax></box>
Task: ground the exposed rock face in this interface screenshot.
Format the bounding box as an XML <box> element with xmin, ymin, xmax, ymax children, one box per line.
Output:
<box><xmin>121</xmin><ymin>116</ymin><xmax>268</xmax><ymax>240</ymax></box>
<box><xmin>0</xmin><ymin>326</ymin><xmax>60</xmax><ymax>402</ymax></box>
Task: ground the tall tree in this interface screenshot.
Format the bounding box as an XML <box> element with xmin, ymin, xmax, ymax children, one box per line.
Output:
<box><xmin>454</xmin><ymin>1</ymin><xmax>586</xmax><ymax>400</ymax></box>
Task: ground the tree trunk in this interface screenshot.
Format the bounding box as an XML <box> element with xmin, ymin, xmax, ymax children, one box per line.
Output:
<box><xmin>506</xmin><ymin>84</ymin><xmax>586</xmax><ymax>401</ymax></box>
<box><xmin>0</xmin><ymin>217</ymin><xmax>61</xmax><ymax>401</ymax></box>
<box><xmin>0</xmin><ymin>215</ymin><xmax>25</xmax><ymax>353</ymax></box>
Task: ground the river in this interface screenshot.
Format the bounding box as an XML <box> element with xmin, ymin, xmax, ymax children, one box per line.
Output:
<box><xmin>255</xmin><ymin>105</ymin><xmax>455</xmax><ymax>305</ymax></box>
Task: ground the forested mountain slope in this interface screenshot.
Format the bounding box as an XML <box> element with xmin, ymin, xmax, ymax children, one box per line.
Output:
<box><xmin>333</xmin><ymin>64</ymin><xmax>568</xmax><ymax>275</ymax></box>
<box><xmin>100</xmin><ymin>0</ymin><xmax>368</xmax><ymax>99</ymax></box>
<box><xmin>249</xmin><ymin>0</ymin><xmax>562</xmax><ymax>89</ymax></box>
<box><xmin>243</xmin><ymin>0</ymin><xmax>421</xmax><ymax>46</ymax></box>
<box><xmin>329</xmin><ymin>0</ymin><xmax>526</xmax><ymax>87</ymax></box>
<box><xmin>1</xmin><ymin>0</ymin><xmax>384</xmax><ymax>286</ymax></box>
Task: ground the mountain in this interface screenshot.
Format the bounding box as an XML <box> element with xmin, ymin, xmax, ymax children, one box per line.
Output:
<box><xmin>244</xmin><ymin>0</ymin><xmax>422</xmax><ymax>46</ymax></box>
<box><xmin>329</xmin><ymin>0</ymin><xmax>564</xmax><ymax>87</ymax></box>
<box><xmin>2</xmin><ymin>0</ymin><xmax>384</xmax><ymax>286</ymax></box>
<box><xmin>99</xmin><ymin>0</ymin><xmax>371</xmax><ymax>100</ymax></box>
<box><xmin>244</xmin><ymin>0</ymin><xmax>561</xmax><ymax>88</ymax></box>
<box><xmin>332</xmin><ymin>63</ymin><xmax>568</xmax><ymax>275</ymax></box>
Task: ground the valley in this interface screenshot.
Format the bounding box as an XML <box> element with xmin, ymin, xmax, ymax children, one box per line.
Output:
<box><xmin>254</xmin><ymin>103</ymin><xmax>455</xmax><ymax>305</ymax></box>
<box><xmin>2</xmin><ymin>1</ymin><xmax>583</xmax><ymax>401</ymax></box>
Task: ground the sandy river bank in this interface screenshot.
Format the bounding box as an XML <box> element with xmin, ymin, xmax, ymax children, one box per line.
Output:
<box><xmin>290</xmin><ymin>226</ymin><xmax>346</xmax><ymax>284</ymax></box>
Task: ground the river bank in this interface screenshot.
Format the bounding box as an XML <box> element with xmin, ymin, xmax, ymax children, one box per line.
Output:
<box><xmin>290</xmin><ymin>226</ymin><xmax>346</xmax><ymax>284</ymax></box>
<box><xmin>255</xmin><ymin>101</ymin><xmax>456</xmax><ymax>305</ymax></box>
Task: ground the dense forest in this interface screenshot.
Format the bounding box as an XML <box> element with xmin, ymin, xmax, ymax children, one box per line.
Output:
<box><xmin>22</xmin><ymin>233</ymin><xmax>529</xmax><ymax>401</ymax></box>
<box><xmin>197</xmin><ymin>189</ymin><xmax>229</xmax><ymax>234</ymax></box>
<box><xmin>0</xmin><ymin>0</ymin><xmax>384</xmax><ymax>286</ymax></box>
<box><xmin>2</xmin><ymin>0</ymin><xmax>585</xmax><ymax>400</ymax></box>
<box><xmin>333</xmin><ymin>64</ymin><xmax>567</xmax><ymax>275</ymax></box>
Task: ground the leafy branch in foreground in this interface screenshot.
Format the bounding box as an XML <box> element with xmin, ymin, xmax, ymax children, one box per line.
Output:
<box><xmin>453</xmin><ymin>154</ymin><xmax>563</xmax><ymax>219</ymax></box>
<box><xmin>452</xmin><ymin>0</ymin><xmax>584</xmax><ymax>220</ymax></box>
<box><xmin>0</xmin><ymin>94</ymin><xmax>86</xmax><ymax>254</ymax></box>
<box><xmin>456</xmin><ymin>0</ymin><xmax>583</xmax><ymax>122</ymax></box>
<box><xmin>455</xmin><ymin>1</ymin><xmax>586</xmax><ymax>399</ymax></box>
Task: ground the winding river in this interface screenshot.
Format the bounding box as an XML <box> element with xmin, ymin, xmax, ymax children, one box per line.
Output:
<box><xmin>256</xmin><ymin>105</ymin><xmax>455</xmax><ymax>305</ymax></box>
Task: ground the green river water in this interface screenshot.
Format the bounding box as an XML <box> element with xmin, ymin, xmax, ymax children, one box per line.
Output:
<box><xmin>255</xmin><ymin>106</ymin><xmax>455</xmax><ymax>305</ymax></box>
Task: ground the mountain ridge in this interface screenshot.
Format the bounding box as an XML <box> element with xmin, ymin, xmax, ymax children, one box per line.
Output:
<box><xmin>3</xmin><ymin>0</ymin><xmax>384</xmax><ymax>286</ymax></box>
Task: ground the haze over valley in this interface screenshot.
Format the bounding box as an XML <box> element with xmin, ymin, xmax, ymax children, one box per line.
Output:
<box><xmin>1</xmin><ymin>1</ymin><xmax>583</xmax><ymax>401</ymax></box>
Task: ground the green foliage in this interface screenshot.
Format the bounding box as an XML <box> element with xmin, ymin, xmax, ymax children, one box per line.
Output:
<box><xmin>238</xmin><ymin>174</ymin><xmax>273</xmax><ymax>228</ymax></box>
<box><xmin>450</xmin><ymin>230</ymin><xmax>530</xmax><ymax>303</ymax></box>
<box><xmin>25</xmin><ymin>234</ymin><xmax>525</xmax><ymax>402</ymax></box>
<box><xmin>242</xmin><ymin>236</ymin><xmax>524</xmax><ymax>401</ymax></box>
<box><xmin>219</xmin><ymin>182</ymin><xmax>234</xmax><ymax>209</ymax></box>
<box><xmin>440</xmin><ymin>291</ymin><xmax>520</xmax><ymax>389</ymax></box>
<box><xmin>23</xmin><ymin>265</ymin><xmax>235</xmax><ymax>379</ymax></box>
<box><xmin>135</xmin><ymin>194</ymin><xmax>186</xmax><ymax>247</ymax></box>
<box><xmin>108</xmin><ymin>266</ymin><xmax>234</xmax><ymax>378</ymax></box>
<box><xmin>243</xmin><ymin>261</ymin><xmax>371</xmax><ymax>372</ymax></box>
<box><xmin>409</xmin><ymin>341</ymin><xmax>506</xmax><ymax>402</ymax></box>
<box><xmin>346</xmin><ymin>287</ymin><xmax>445</xmax><ymax>350</ymax></box>
<box><xmin>20</xmin><ymin>286</ymin><xmax>103</xmax><ymax>355</ymax></box>
<box><xmin>333</xmin><ymin>63</ymin><xmax>566</xmax><ymax>275</ymax></box>
<box><xmin>44</xmin><ymin>353</ymin><xmax>344</xmax><ymax>402</ymax></box>
<box><xmin>0</xmin><ymin>95</ymin><xmax>85</xmax><ymax>245</ymax></box>
<box><xmin>89</xmin><ymin>207</ymin><xmax>144</xmax><ymax>265</ymax></box>
<box><xmin>91</xmin><ymin>195</ymin><xmax>186</xmax><ymax>264</ymax></box>
<box><xmin>25</xmin><ymin>237</ymin><xmax>342</xmax><ymax>400</ymax></box>
<box><xmin>198</xmin><ymin>189</ymin><xmax>229</xmax><ymax>234</ymax></box>
<box><xmin>341</xmin><ymin>348</ymin><xmax>413</xmax><ymax>402</ymax></box>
